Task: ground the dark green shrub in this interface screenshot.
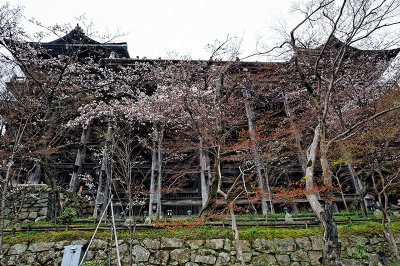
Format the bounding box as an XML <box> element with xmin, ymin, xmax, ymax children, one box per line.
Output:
<box><xmin>58</xmin><ymin>207</ymin><xmax>78</xmax><ymax>224</ymax></box>
<box><xmin>82</xmin><ymin>260</ymin><xmax>106</xmax><ymax>266</ymax></box>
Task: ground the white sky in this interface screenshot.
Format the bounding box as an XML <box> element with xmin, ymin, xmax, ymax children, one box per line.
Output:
<box><xmin>16</xmin><ymin>0</ymin><xmax>297</xmax><ymax>61</ymax></box>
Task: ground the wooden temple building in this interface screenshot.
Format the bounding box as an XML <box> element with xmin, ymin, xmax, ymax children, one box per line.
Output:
<box><xmin>6</xmin><ymin>25</ymin><xmax>400</xmax><ymax>217</ymax></box>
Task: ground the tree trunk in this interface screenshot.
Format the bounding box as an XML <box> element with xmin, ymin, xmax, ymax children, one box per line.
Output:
<box><xmin>69</xmin><ymin>125</ymin><xmax>90</xmax><ymax>193</ymax></box>
<box><xmin>156</xmin><ymin>130</ymin><xmax>163</xmax><ymax>220</ymax></box>
<box><xmin>149</xmin><ymin>147</ymin><xmax>157</xmax><ymax>217</ymax></box>
<box><xmin>333</xmin><ymin>173</ymin><xmax>349</xmax><ymax>213</ymax></box>
<box><xmin>372</xmin><ymin>169</ymin><xmax>400</xmax><ymax>261</ymax></box>
<box><xmin>199</xmin><ymin>141</ymin><xmax>209</xmax><ymax>207</ymax></box>
<box><xmin>0</xmin><ymin>155</ymin><xmax>14</xmax><ymax>255</ymax></box>
<box><xmin>229</xmin><ymin>203</ymin><xmax>244</xmax><ymax>266</ymax></box>
<box><xmin>305</xmin><ymin>125</ymin><xmax>341</xmax><ymax>265</ymax></box>
<box><xmin>264</xmin><ymin>166</ymin><xmax>275</xmax><ymax>213</ymax></box>
<box><xmin>200</xmin><ymin>148</ymin><xmax>221</xmax><ymax>217</ymax></box>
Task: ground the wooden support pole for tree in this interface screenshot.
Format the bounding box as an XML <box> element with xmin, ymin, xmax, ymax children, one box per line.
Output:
<box><xmin>69</xmin><ymin>125</ymin><xmax>90</xmax><ymax>193</ymax></box>
<box><xmin>93</xmin><ymin>124</ymin><xmax>112</xmax><ymax>218</ymax></box>
<box><xmin>243</xmin><ymin>89</ymin><xmax>269</xmax><ymax>215</ymax></box>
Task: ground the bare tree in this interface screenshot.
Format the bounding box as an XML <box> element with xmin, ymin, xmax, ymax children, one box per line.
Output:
<box><xmin>274</xmin><ymin>0</ymin><xmax>400</xmax><ymax>264</ymax></box>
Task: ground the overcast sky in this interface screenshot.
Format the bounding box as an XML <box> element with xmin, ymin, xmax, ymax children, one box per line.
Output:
<box><xmin>16</xmin><ymin>0</ymin><xmax>297</xmax><ymax>61</ymax></box>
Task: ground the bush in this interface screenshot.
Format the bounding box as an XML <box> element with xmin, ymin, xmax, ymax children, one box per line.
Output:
<box><xmin>58</xmin><ymin>207</ymin><xmax>78</xmax><ymax>224</ymax></box>
<box><xmin>82</xmin><ymin>260</ymin><xmax>107</xmax><ymax>266</ymax></box>
<box><xmin>82</xmin><ymin>260</ymin><xmax>106</xmax><ymax>266</ymax></box>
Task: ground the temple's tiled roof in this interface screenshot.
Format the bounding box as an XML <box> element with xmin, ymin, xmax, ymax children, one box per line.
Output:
<box><xmin>38</xmin><ymin>25</ymin><xmax>130</xmax><ymax>58</ymax></box>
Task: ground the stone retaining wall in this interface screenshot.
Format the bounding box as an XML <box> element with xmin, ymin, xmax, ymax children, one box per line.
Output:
<box><xmin>4</xmin><ymin>184</ymin><xmax>93</xmax><ymax>226</ymax></box>
<box><xmin>4</xmin><ymin>184</ymin><xmax>53</xmax><ymax>226</ymax></box>
<box><xmin>1</xmin><ymin>234</ymin><xmax>399</xmax><ymax>265</ymax></box>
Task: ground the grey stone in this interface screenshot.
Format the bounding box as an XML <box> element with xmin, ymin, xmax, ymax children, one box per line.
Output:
<box><xmin>149</xmin><ymin>250</ymin><xmax>169</xmax><ymax>265</ymax></box>
<box><xmin>252</xmin><ymin>238</ymin><xmax>277</xmax><ymax>252</ymax></box>
<box><xmin>394</xmin><ymin>233</ymin><xmax>400</xmax><ymax>243</ymax></box>
<box><xmin>205</xmin><ymin>239</ymin><xmax>224</xmax><ymax>249</ymax></box>
<box><xmin>194</xmin><ymin>254</ymin><xmax>217</xmax><ymax>264</ymax></box>
<box><xmin>118</xmin><ymin>244</ymin><xmax>128</xmax><ymax>257</ymax></box>
<box><xmin>18</xmin><ymin>212</ymin><xmax>28</xmax><ymax>220</ymax></box>
<box><xmin>1</xmin><ymin>244</ymin><xmax>10</xmax><ymax>253</ymax></box>
<box><xmin>133</xmin><ymin>245</ymin><xmax>150</xmax><ymax>262</ymax></box>
<box><xmin>28</xmin><ymin>242</ymin><xmax>54</xmax><ymax>252</ymax></box>
<box><xmin>369</xmin><ymin>254</ymin><xmax>381</xmax><ymax>265</ymax></box>
<box><xmin>21</xmin><ymin>252</ymin><xmax>37</xmax><ymax>264</ymax></box>
<box><xmin>308</xmin><ymin>251</ymin><xmax>322</xmax><ymax>265</ymax></box>
<box><xmin>223</xmin><ymin>239</ymin><xmax>231</xmax><ymax>251</ymax></box>
<box><xmin>233</xmin><ymin>240</ymin><xmax>251</xmax><ymax>252</ymax></box>
<box><xmin>38</xmin><ymin>250</ymin><xmax>55</xmax><ymax>264</ymax></box>
<box><xmin>309</xmin><ymin>236</ymin><xmax>323</xmax><ymax>251</ymax></box>
<box><xmin>340</xmin><ymin>239</ymin><xmax>350</xmax><ymax>251</ymax></box>
<box><xmin>73</xmin><ymin>239</ymin><xmax>88</xmax><ymax>246</ymax></box>
<box><xmin>3</xmin><ymin>220</ymin><xmax>11</xmax><ymax>227</ymax></box>
<box><xmin>196</xmin><ymin>248</ymin><xmax>218</xmax><ymax>264</ymax></box>
<box><xmin>276</xmin><ymin>254</ymin><xmax>291</xmax><ymax>265</ymax></box>
<box><xmin>38</xmin><ymin>207</ymin><xmax>47</xmax><ymax>216</ymax></box>
<box><xmin>351</xmin><ymin>236</ymin><xmax>368</xmax><ymax>245</ymax></box>
<box><xmin>274</xmin><ymin>238</ymin><xmax>296</xmax><ymax>252</ymax></box>
<box><xmin>369</xmin><ymin>236</ymin><xmax>384</xmax><ymax>245</ymax></box>
<box><xmin>291</xmin><ymin>249</ymin><xmax>309</xmax><ymax>262</ymax></box>
<box><xmin>28</xmin><ymin>212</ymin><xmax>38</xmax><ymax>219</ymax></box>
<box><xmin>86</xmin><ymin>250</ymin><xmax>95</xmax><ymax>261</ymax></box>
<box><xmin>54</xmin><ymin>240</ymin><xmax>70</xmax><ymax>250</ymax></box>
<box><xmin>341</xmin><ymin>258</ymin><xmax>362</xmax><ymax>265</ymax></box>
<box><xmin>190</xmin><ymin>252</ymin><xmax>196</xmax><ymax>261</ymax></box>
<box><xmin>185</xmin><ymin>263</ymin><xmax>199</xmax><ymax>266</ymax></box>
<box><xmin>143</xmin><ymin>238</ymin><xmax>161</xmax><ymax>250</ymax></box>
<box><xmin>170</xmin><ymin>248</ymin><xmax>190</xmax><ymax>263</ymax></box>
<box><xmin>197</xmin><ymin>248</ymin><xmax>216</xmax><ymax>256</ymax></box>
<box><xmin>252</xmin><ymin>254</ymin><xmax>276</xmax><ymax>265</ymax></box>
<box><xmin>9</xmin><ymin>244</ymin><xmax>27</xmax><ymax>255</ymax></box>
<box><xmin>144</xmin><ymin>217</ymin><xmax>152</xmax><ymax>224</ymax></box>
<box><xmin>91</xmin><ymin>239</ymin><xmax>108</xmax><ymax>250</ymax></box>
<box><xmin>34</xmin><ymin>216</ymin><xmax>46</xmax><ymax>223</ymax></box>
<box><xmin>6</xmin><ymin>255</ymin><xmax>20</xmax><ymax>265</ymax></box>
<box><xmin>186</xmin><ymin>239</ymin><xmax>204</xmax><ymax>249</ymax></box>
<box><xmin>240</xmin><ymin>252</ymin><xmax>252</xmax><ymax>263</ymax></box>
<box><xmin>161</xmin><ymin>237</ymin><xmax>183</xmax><ymax>248</ymax></box>
<box><xmin>216</xmin><ymin>252</ymin><xmax>231</xmax><ymax>265</ymax></box>
<box><xmin>95</xmin><ymin>249</ymin><xmax>107</xmax><ymax>260</ymax></box>
<box><xmin>295</xmin><ymin>237</ymin><xmax>312</xmax><ymax>250</ymax></box>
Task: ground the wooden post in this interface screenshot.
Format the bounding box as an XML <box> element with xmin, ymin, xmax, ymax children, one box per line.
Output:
<box><xmin>243</xmin><ymin>89</ymin><xmax>268</xmax><ymax>215</ymax></box>
<box><xmin>93</xmin><ymin>124</ymin><xmax>112</xmax><ymax>218</ymax></box>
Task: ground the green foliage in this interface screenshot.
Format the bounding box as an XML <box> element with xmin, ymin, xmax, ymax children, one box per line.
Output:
<box><xmin>58</xmin><ymin>207</ymin><xmax>78</xmax><ymax>224</ymax></box>
<box><xmin>347</xmin><ymin>241</ymin><xmax>370</xmax><ymax>261</ymax></box>
<box><xmin>82</xmin><ymin>260</ymin><xmax>106</xmax><ymax>266</ymax></box>
<box><xmin>3</xmin><ymin>221</ymin><xmax>399</xmax><ymax>245</ymax></box>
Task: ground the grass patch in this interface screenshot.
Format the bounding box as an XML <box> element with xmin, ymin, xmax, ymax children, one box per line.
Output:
<box><xmin>338</xmin><ymin>221</ymin><xmax>400</xmax><ymax>238</ymax></box>
<box><xmin>4</xmin><ymin>221</ymin><xmax>399</xmax><ymax>245</ymax></box>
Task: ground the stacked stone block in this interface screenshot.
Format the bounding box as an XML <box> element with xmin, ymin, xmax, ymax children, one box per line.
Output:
<box><xmin>1</xmin><ymin>234</ymin><xmax>399</xmax><ymax>265</ymax></box>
